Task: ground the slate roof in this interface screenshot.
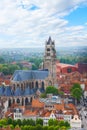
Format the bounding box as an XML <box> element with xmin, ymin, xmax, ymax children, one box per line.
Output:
<box><xmin>0</xmin><ymin>70</ymin><xmax>48</xmax><ymax>96</ymax></box>
<box><xmin>0</xmin><ymin>86</ymin><xmax>12</xmax><ymax>96</ymax></box>
<box><xmin>12</xmin><ymin>70</ymin><xmax>49</xmax><ymax>81</ymax></box>
<box><xmin>4</xmin><ymin>86</ymin><xmax>12</xmax><ymax>96</ymax></box>
<box><xmin>47</xmin><ymin>36</ymin><xmax>52</xmax><ymax>44</ymax></box>
<box><xmin>14</xmin><ymin>87</ymin><xmax>22</xmax><ymax>96</ymax></box>
<box><xmin>0</xmin><ymin>86</ymin><xmax>5</xmax><ymax>96</ymax></box>
<box><xmin>0</xmin><ymin>86</ymin><xmax>44</xmax><ymax>97</ymax></box>
<box><xmin>24</xmin><ymin>86</ymin><xmax>32</xmax><ymax>95</ymax></box>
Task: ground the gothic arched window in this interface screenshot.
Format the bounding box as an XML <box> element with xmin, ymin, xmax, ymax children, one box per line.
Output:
<box><xmin>25</xmin><ymin>97</ymin><xmax>28</xmax><ymax>105</ymax></box>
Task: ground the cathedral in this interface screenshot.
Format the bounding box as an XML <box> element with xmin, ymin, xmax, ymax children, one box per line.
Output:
<box><xmin>0</xmin><ymin>37</ymin><xmax>57</xmax><ymax>107</ymax></box>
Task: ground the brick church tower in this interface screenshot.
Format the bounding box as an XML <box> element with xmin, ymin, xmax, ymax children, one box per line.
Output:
<box><xmin>43</xmin><ymin>36</ymin><xmax>57</xmax><ymax>78</ymax></box>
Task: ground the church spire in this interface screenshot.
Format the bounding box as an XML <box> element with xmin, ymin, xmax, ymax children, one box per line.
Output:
<box><xmin>47</xmin><ymin>36</ymin><xmax>52</xmax><ymax>44</ymax></box>
<box><xmin>43</xmin><ymin>37</ymin><xmax>57</xmax><ymax>78</ymax></box>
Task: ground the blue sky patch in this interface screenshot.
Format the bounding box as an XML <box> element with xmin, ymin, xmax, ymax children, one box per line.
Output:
<box><xmin>29</xmin><ymin>4</ymin><xmax>40</xmax><ymax>11</ymax></box>
<box><xmin>21</xmin><ymin>3</ymin><xmax>40</xmax><ymax>11</ymax></box>
<box><xmin>65</xmin><ymin>6</ymin><xmax>87</xmax><ymax>26</ymax></box>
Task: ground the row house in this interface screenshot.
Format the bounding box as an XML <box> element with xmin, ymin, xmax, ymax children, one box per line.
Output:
<box><xmin>4</xmin><ymin>98</ymin><xmax>81</xmax><ymax>128</ymax></box>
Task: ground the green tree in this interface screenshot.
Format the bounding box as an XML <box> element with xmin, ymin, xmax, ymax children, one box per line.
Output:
<box><xmin>9</xmin><ymin>124</ymin><xmax>14</xmax><ymax>129</ymax></box>
<box><xmin>22</xmin><ymin>119</ymin><xmax>27</xmax><ymax>126</ymax></box>
<box><xmin>40</xmin><ymin>93</ymin><xmax>46</xmax><ymax>98</ymax></box>
<box><xmin>36</xmin><ymin>118</ymin><xmax>43</xmax><ymax>126</ymax></box>
<box><xmin>60</xmin><ymin>126</ymin><xmax>67</xmax><ymax>130</ymax></box>
<box><xmin>32</xmin><ymin>64</ymin><xmax>38</xmax><ymax>70</ymax></box>
<box><xmin>29</xmin><ymin>126</ymin><xmax>35</xmax><ymax>130</ymax></box>
<box><xmin>21</xmin><ymin>126</ymin><xmax>24</xmax><ymax>130</ymax></box>
<box><xmin>64</xmin><ymin>121</ymin><xmax>70</xmax><ymax>128</ymax></box>
<box><xmin>71</xmin><ymin>88</ymin><xmax>82</xmax><ymax>102</ymax></box>
<box><xmin>26</xmin><ymin>119</ymin><xmax>30</xmax><ymax>125</ymax></box>
<box><xmin>48</xmin><ymin>119</ymin><xmax>54</xmax><ymax>126</ymax></box>
<box><xmin>36</xmin><ymin>124</ymin><xmax>42</xmax><ymax>130</ymax></box>
<box><xmin>29</xmin><ymin>119</ymin><xmax>35</xmax><ymax>126</ymax></box>
<box><xmin>8</xmin><ymin>64</ymin><xmax>20</xmax><ymax>74</ymax></box>
<box><xmin>7</xmin><ymin>118</ymin><xmax>13</xmax><ymax>125</ymax></box>
<box><xmin>29</xmin><ymin>58</ymin><xmax>43</xmax><ymax>70</ymax></box>
<box><xmin>12</xmin><ymin>120</ymin><xmax>17</xmax><ymax>127</ymax></box>
<box><xmin>15</xmin><ymin>125</ymin><xmax>19</xmax><ymax>128</ymax></box>
<box><xmin>54</xmin><ymin>119</ymin><xmax>59</xmax><ymax>126</ymax></box>
<box><xmin>0</xmin><ymin>124</ymin><xmax>3</xmax><ymax>128</ymax></box>
<box><xmin>43</xmin><ymin>126</ymin><xmax>48</xmax><ymax>130</ymax></box>
<box><xmin>70</xmin><ymin>83</ymin><xmax>83</xmax><ymax>104</ymax></box>
<box><xmin>0</xmin><ymin>56</ymin><xmax>5</xmax><ymax>63</ymax></box>
<box><xmin>54</xmin><ymin>126</ymin><xmax>60</xmax><ymax>130</ymax></box>
<box><xmin>23</xmin><ymin>125</ymin><xmax>29</xmax><ymax>130</ymax></box>
<box><xmin>46</xmin><ymin>86</ymin><xmax>58</xmax><ymax>95</ymax></box>
<box><xmin>48</xmin><ymin>126</ymin><xmax>54</xmax><ymax>130</ymax></box>
<box><xmin>0</xmin><ymin>118</ymin><xmax>7</xmax><ymax>126</ymax></box>
<box><xmin>59</xmin><ymin>120</ymin><xmax>65</xmax><ymax>127</ymax></box>
<box><xmin>16</xmin><ymin>119</ymin><xmax>22</xmax><ymax>126</ymax></box>
<box><xmin>71</xmin><ymin>83</ymin><xmax>82</xmax><ymax>91</ymax></box>
<box><xmin>17</xmin><ymin>63</ymin><xmax>23</xmax><ymax>69</ymax></box>
<box><xmin>48</xmin><ymin>119</ymin><xmax>59</xmax><ymax>126</ymax></box>
<box><xmin>1</xmin><ymin>66</ymin><xmax>9</xmax><ymax>75</ymax></box>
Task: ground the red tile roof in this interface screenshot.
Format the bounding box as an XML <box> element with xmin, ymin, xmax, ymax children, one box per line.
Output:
<box><xmin>56</xmin><ymin>63</ymin><xmax>77</xmax><ymax>68</ymax></box>
<box><xmin>32</xmin><ymin>99</ymin><xmax>44</xmax><ymax>108</ymax></box>
<box><xmin>23</xmin><ymin>110</ymin><xmax>38</xmax><ymax>116</ymax></box>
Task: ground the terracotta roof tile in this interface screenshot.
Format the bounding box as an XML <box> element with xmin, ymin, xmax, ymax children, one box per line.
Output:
<box><xmin>32</xmin><ymin>99</ymin><xmax>44</xmax><ymax>108</ymax></box>
<box><xmin>40</xmin><ymin>110</ymin><xmax>51</xmax><ymax>117</ymax></box>
<box><xmin>23</xmin><ymin>110</ymin><xmax>38</xmax><ymax>116</ymax></box>
<box><xmin>44</xmin><ymin>111</ymin><xmax>51</xmax><ymax>117</ymax></box>
<box><xmin>54</xmin><ymin>101</ymin><xmax>64</xmax><ymax>111</ymax></box>
<box><xmin>68</xmin><ymin>103</ymin><xmax>78</xmax><ymax>115</ymax></box>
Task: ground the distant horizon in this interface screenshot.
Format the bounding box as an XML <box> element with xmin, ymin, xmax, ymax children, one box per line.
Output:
<box><xmin>0</xmin><ymin>45</ymin><xmax>87</xmax><ymax>49</ymax></box>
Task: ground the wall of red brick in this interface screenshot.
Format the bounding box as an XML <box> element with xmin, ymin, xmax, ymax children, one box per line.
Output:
<box><xmin>61</xmin><ymin>66</ymin><xmax>77</xmax><ymax>73</ymax></box>
<box><xmin>57</xmin><ymin>66</ymin><xmax>77</xmax><ymax>74</ymax></box>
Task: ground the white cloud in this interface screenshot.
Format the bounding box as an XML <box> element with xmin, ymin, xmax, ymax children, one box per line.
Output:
<box><xmin>0</xmin><ymin>0</ymin><xmax>87</xmax><ymax>48</ymax></box>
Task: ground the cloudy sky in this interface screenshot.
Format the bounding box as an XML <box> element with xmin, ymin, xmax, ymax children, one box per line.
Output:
<box><xmin>0</xmin><ymin>0</ymin><xmax>87</xmax><ymax>48</ymax></box>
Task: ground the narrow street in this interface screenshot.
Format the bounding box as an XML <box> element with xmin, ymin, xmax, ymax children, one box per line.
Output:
<box><xmin>80</xmin><ymin>107</ymin><xmax>87</xmax><ymax>130</ymax></box>
<box><xmin>77</xmin><ymin>106</ymin><xmax>87</xmax><ymax>130</ymax></box>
